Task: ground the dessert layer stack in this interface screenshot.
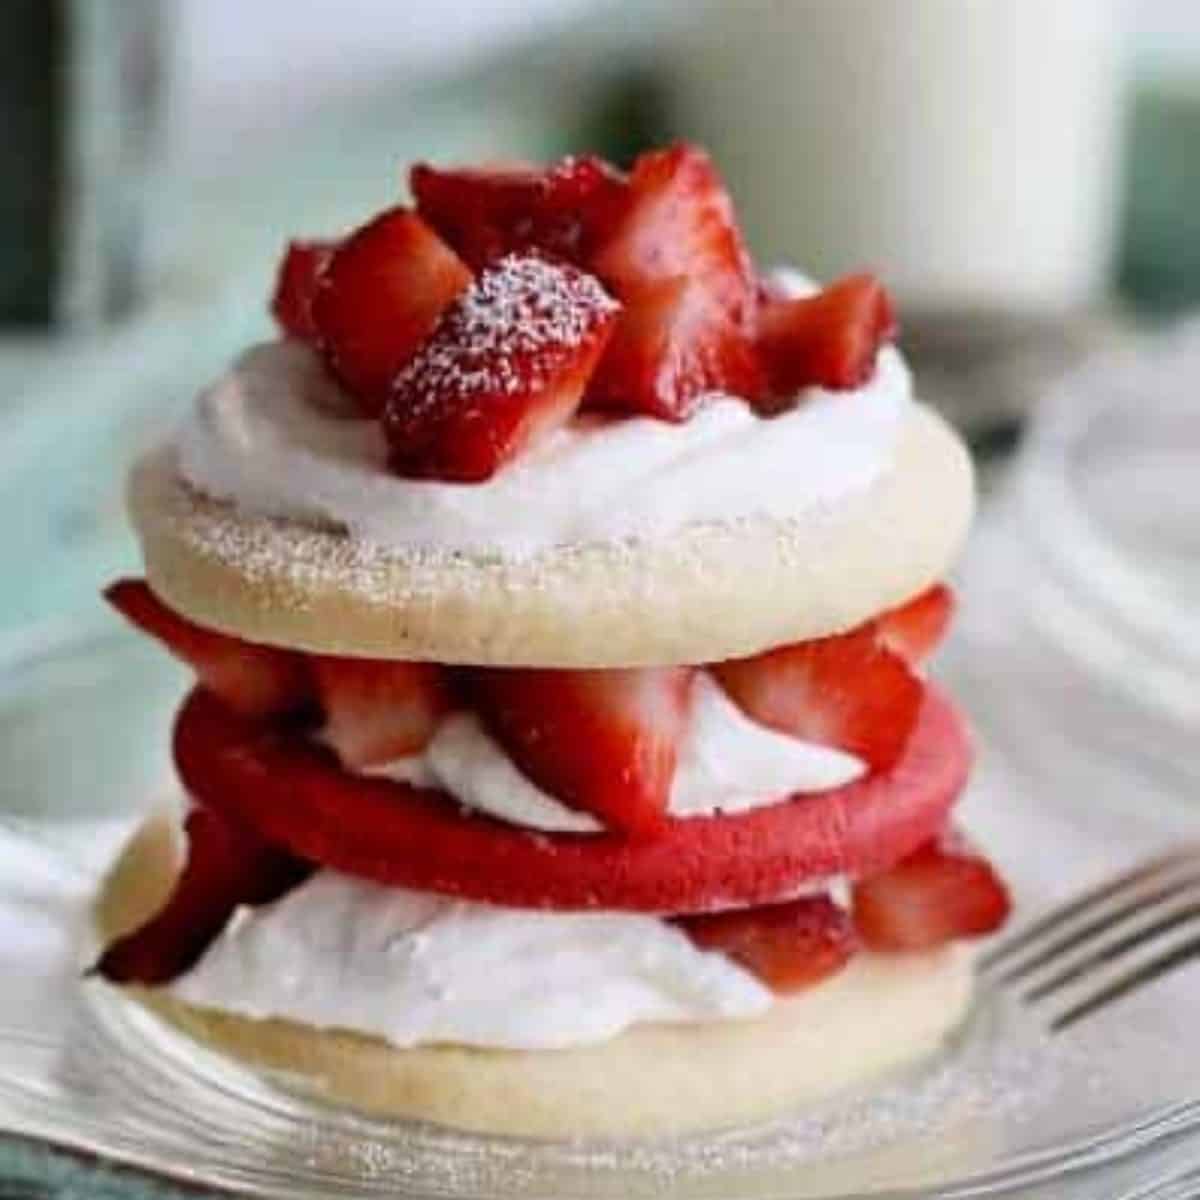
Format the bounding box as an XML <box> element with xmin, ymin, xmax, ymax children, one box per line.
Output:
<box><xmin>95</xmin><ymin>145</ymin><xmax>1009</xmax><ymax>1137</ymax></box>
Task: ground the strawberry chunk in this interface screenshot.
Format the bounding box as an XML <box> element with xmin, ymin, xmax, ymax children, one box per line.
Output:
<box><xmin>876</xmin><ymin>584</ymin><xmax>956</xmax><ymax>665</ymax></box>
<box><xmin>469</xmin><ymin>666</ymin><xmax>694</xmax><ymax>838</ymax></box>
<box><xmin>384</xmin><ymin>253</ymin><xmax>618</xmax><ymax>482</ymax></box>
<box><xmin>311</xmin><ymin>207</ymin><xmax>471</xmax><ymax>414</ymax></box>
<box><xmin>756</xmin><ymin>274</ymin><xmax>897</xmax><ymax>396</ymax></box>
<box><xmin>104</xmin><ymin>579</ymin><xmax>311</xmax><ymax>719</ymax></box>
<box><xmin>173</xmin><ymin>685</ymin><xmax>970</xmax><ymax>913</ymax></box>
<box><xmin>588</xmin><ymin>143</ymin><xmax>762</xmax><ymax>418</ymax></box>
<box><xmin>712</xmin><ymin>623</ymin><xmax>923</xmax><ymax>773</ymax></box>
<box><xmin>677</xmin><ymin>895</ymin><xmax>857</xmax><ymax>993</ymax></box>
<box><xmin>270</xmin><ymin>239</ymin><xmax>336</xmax><ymax>342</ymax></box>
<box><xmin>586</xmin><ymin>276</ymin><xmax>766</xmax><ymax>422</ymax></box>
<box><xmin>411</xmin><ymin>155</ymin><xmax>628</xmax><ymax>270</ymax></box>
<box><xmin>853</xmin><ymin>830</ymin><xmax>1011</xmax><ymax>952</ymax></box>
<box><xmin>592</xmin><ymin>143</ymin><xmax>755</xmax><ymax>326</ymax></box>
<box><xmin>312</xmin><ymin>656</ymin><xmax>453</xmax><ymax>768</ymax></box>
<box><xmin>94</xmin><ymin>807</ymin><xmax>309</xmax><ymax>986</ymax></box>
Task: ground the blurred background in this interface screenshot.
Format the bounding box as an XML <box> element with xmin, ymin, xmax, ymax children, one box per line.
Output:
<box><xmin>2</xmin><ymin>0</ymin><xmax>1200</xmax><ymax>635</ymax></box>
<box><xmin>0</xmin><ymin>0</ymin><xmax>1198</xmax><ymax>829</ymax></box>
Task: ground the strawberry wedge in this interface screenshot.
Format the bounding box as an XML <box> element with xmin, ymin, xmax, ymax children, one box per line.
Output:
<box><xmin>411</xmin><ymin>155</ymin><xmax>628</xmax><ymax>270</ymax></box>
<box><xmin>587</xmin><ymin>275</ymin><xmax>766</xmax><ymax>422</ymax></box>
<box><xmin>756</xmin><ymin>273</ymin><xmax>897</xmax><ymax>397</ymax></box>
<box><xmin>588</xmin><ymin>143</ymin><xmax>763</xmax><ymax>419</ymax></box>
<box><xmin>384</xmin><ymin>254</ymin><xmax>619</xmax><ymax>482</ymax></box>
<box><xmin>469</xmin><ymin>666</ymin><xmax>694</xmax><ymax>837</ymax></box>
<box><xmin>105</xmin><ymin>580</ymin><xmax>311</xmax><ymax>719</ymax></box>
<box><xmin>853</xmin><ymin>831</ymin><xmax>1011</xmax><ymax>952</ymax></box>
<box><xmin>173</xmin><ymin>684</ymin><xmax>970</xmax><ymax>914</ymax></box>
<box><xmin>877</xmin><ymin>585</ymin><xmax>956</xmax><ymax>665</ymax></box>
<box><xmin>712</xmin><ymin>622</ymin><xmax>923</xmax><ymax>772</ymax></box>
<box><xmin>312</xmin><ymin>656</ymin><xmax>453</xmax><ymax>768</ymax></box>
<box><xmin>312</xmin><ymin>207</ymin><xmax>471</xmax><ymax>414</ymax></box>
<box><xmin>270</xmin><ymin>239</ymin><xmax>336</xmax><ymax>343</ymax></box>
<box><xmin>94</xmin><ymin>807</ymin><xmax>309</xmax><ymax>986</ymax></box>
<box><xmin>677</xmin><ymin>895</ymin><xmax>858</xmax><ymax>993</ymax></box>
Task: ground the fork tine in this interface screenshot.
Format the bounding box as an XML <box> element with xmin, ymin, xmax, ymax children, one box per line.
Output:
<box><xmin>990</xmin><ymin>868</ymin><xmax>1200</xmax><ymax>988</ymax></box>
<box><xmin>1050</xmin><ymin>928</ymin><xmax>1200</xmax><ymax>1031</ymax></box>
<box><xmin>1026</xmin><ymin>890</ymin><xmax>1200</xmax><ymax>1001</ymax></box>
<box><xmin>979</xmin><ymin>847</ymin><xmax>1200</xmax><ymax>977</ymax></box>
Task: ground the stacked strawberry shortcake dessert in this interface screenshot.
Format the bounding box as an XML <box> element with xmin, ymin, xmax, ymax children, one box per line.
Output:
<box><xmin>95</xmin><ymin>144</ymin><xmax>1009</xmax><ymax>1137</ymax></box>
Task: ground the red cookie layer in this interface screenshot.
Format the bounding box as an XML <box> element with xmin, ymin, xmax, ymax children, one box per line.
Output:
<box><xmin>173</xmin><ymin>686</ymin><xmax>970</xmax><ymax>914</ymax></box>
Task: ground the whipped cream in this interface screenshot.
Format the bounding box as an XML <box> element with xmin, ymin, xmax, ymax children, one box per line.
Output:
<box><xmin>176</xmin><ymin>338</ymin><xmax>912</xmax><ymax>559</ymax></box>
<box><xmin>365</xmin><ymin>673</ymin><xmax>865</xmax><ymax>833</ymax></box>
<box><xmin>171</xmin><ymin>871</ymin><xmax>772</xmax><ymax>1050</ymax></box>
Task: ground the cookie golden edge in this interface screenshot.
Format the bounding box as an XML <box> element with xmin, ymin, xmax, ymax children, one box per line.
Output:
<box><xmin>94</xmin><ymin>814</ymin><xmax>975</xmax><ymax>1139</ymax></box>
<box><xmin>128</xmin><ymin>404</ymin><xmax>974</xmax><ymax>668</ymax></box>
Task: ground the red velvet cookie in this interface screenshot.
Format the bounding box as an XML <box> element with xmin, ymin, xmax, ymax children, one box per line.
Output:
<box><xmin>173</xmin><ymin>684</ymin><xmax>969</xmax><ymax>914</ymax></box>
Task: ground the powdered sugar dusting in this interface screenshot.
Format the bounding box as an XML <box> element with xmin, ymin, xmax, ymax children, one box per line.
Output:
<box><xmin>160</xmin><ymin>465</ymin><xmax>724</xmax><ymax>610</ymax></box>
<box><xmin>157</xmin><ymin>448</ymin><xmax>829</xmax><ymax>597</ymax></box>
<box><xmin>392</xmin><ymin>254</ymin><xmax>618</xmax><ymax>408</ymax></box>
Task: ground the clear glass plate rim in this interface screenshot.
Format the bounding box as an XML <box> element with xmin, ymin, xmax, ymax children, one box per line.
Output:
<box><xmin>123</xmin><ymin>989</ymin><xmax>1200</xmax><ymax>1200</ymax></box>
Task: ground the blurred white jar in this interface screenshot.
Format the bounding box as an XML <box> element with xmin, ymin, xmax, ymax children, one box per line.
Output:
<box><xmin>670</xmin><ymin>0</ymin><xmax>1125</xmax><ymax>315</ymax></box>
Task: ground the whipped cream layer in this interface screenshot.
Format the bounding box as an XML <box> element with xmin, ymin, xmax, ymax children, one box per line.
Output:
<box><xmin>368</xmin><ymin>673</ymin><xmax>865</xmax><ymax>833</ymax></box>
<box><xmin>171</xmin><ymin>871</ymin><xmax>773</xmax><ymax>1050</ymax></box>
<box><xmin>172</xmin><ymin>677</ymin><xmax>863</xmax><ymax>1049</ymax></box>
<box><xmin>176</xmin><ymin>338</ymin><xmax>913</xmax><ymax>559</ymax></box>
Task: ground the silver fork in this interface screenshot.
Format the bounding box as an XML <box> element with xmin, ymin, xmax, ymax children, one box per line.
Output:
<box><xmin>980</xmin><ymin>845</ymin><xmax>1200</xmax><ymax>1031</ymax></box>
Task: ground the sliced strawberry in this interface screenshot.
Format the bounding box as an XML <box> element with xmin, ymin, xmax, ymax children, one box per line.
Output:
<box><xmin>592</xmin><ymin>143</ymin><xmax>754</xmax><ymax>324</ymax></box>
<box><xmin>586</xmin><ymin>276</ymin><xmax>766</xmax><ymax>421</ymax></box>
<box><xmin>384</xmin><ymin>253</ymin><xmax>618</xmax><ymax>482</ymax></box>
<box><xmin>174</xmin><ymin>684</ymin><xmax>969</xmax><ymax>913</ymax></box>
<box><xmin>712</xmin><ymin>623</ymin><xmax>923</xmax><ymax>773</ymax></box>
<box><xmin>311</xmin><ymin>207</ymin><xmax>471</xmax><ymax>414</ymax></box>
<box><xmin>853</xmin><ymin>830</ymin><xmax>1011</xmax><ymax>952</ymax></box>
<box><xmin>94</xmin><ymin>806</ymin><xmax>310</xmax><ymax>986</ymax></box>
<box><xmin>312</xmin><ymin>656</ymin><xmax>453</xmax><ymax>768</ymax></box>
<box><xmin>588</xmin><ymin>143</ymin><xmax>762</xmax><ymax>418</ymax></box>
<box><xmin>676</xmin><ymin>895</ymin><xmax>857</xmax><ymax>993</ymax></box>
<box><xmin>876</xmin><ymin>584</ymin><xmax>956</xmax><ymax>665</ymax></box>
<box><xmin>104</xmin><ymin>579</ymin><xmax>311</xmax><ymax>719</ymax></box>
<box><xmin>270</xmin><ymin>239</ymin><xmax>336</xmax><ymax>342</ymax></box>
<box><xmin>469</xmin><ymin>666</ymin><xmax>694</xmax><ymax>837</ymax></box>
<box><xmin>411</xmin><ymin>155</ymin><xmax>628</xmax><ymax>270</ymax></box>
<box><xmin>756</xmin><ymin>274</ymin><xmax>897</xmax><ymax>397</ymax></box>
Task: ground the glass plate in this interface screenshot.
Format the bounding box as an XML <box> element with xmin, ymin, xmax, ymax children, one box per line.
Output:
<box><xmin>2</xmin><ymin>622</ymin><xmax>1200</xmax><ymax>1199</ymax></box>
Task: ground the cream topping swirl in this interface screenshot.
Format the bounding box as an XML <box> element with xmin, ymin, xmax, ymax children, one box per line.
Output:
<box><xmin>171</xmin><ymin>872</ymin><xmax>774</xmax><ymax>1050</ymax></box>
<box><xmin>175</xmin><ymin>339</ymin><xmax>912</xmax><ymax>559</ymax></box>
